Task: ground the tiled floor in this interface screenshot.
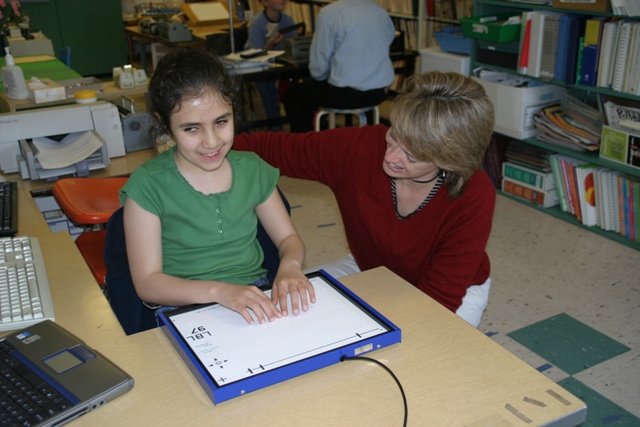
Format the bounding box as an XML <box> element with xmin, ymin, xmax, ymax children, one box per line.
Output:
<box><xmin>276</xmin><ymin>175</ymin><xmax>640</xmax><ymax>427</ymax></box>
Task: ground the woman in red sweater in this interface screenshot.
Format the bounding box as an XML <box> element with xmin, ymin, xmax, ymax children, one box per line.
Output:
<box><xmin>234</xmin><ymin>71</ymin><xmax>496</xmax><ymax>327</ymax></box>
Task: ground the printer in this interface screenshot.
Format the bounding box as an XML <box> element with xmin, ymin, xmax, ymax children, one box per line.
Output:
<box><xmin>281</xmin><ymin>36</ymin><xmax>312</xmax><ymax>65</ymax></box>
<box><xmin>114</xmin><ymin>96</ymin><xmax>155</xmax><ymax>153</ymax></box>
<box><xmin>158</xmin><ymin>19</ymin><xmax>192</xmax><ymax>42</ymax></box>
<box><xmin>0</xmin><ymin>101</ymin><xmax>126</xmax><ymax>179</ymax></box>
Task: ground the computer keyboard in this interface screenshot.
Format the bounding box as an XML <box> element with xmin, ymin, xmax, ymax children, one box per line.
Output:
<box><xmin>0</xmin><ymin>236</ymin><xmax>55</xmax><ymax>332</ymax></box>
<box><xmin>0</xmin><ymin>181</ymin><xmax>18</xmax><ymax>238</ymax></box>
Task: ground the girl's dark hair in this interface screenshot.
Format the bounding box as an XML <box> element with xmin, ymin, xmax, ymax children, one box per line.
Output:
<box><xmin>146</xmin><ymin>46</ymin><xmax>246</xmax><ymax>142</ymax></box>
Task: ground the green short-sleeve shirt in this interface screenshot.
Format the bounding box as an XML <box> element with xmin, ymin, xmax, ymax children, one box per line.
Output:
<box><xmin>120</xmin><ymin>147</ymin><xmax>279</xmax><ymax>284</ymax></box>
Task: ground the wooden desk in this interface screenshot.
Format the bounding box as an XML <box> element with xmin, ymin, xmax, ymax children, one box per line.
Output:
<box><xmin>0</xmin><ymin>56</ymin><xmax>81</xmax><ymax>94</ymax></box>
<box><xmin>0</xmin><ymin>56</ymin><xmax>83</xmax><ymax>112</ymax></box>
<box><xmin>124</xmin><ymin>23</ymin><xmax>247</xmax><ymax>73</ymax></box>
<box><xmin>0</xmin><ymin>81</ymin><xmax>150</xmax><ymax>114</ymax></box>
<box><xmin>3</xmin><ymin>153</ymin><xmax>587</xmax><ymax>426</ymax></box>
<box><xmin>124</xmin><ymin>26</ymin><xmax>208</xmax><ymax>74</ymax></box>
<box><xmin>0</xmin><ymin>55</ymin><xmax>149</xmax><ymax>113</ymax></box>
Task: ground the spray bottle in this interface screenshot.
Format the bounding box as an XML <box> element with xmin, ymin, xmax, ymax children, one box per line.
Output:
<box><xmin>2</xmin><ymin>47</ymin><xmax>29</xmax><ymax>100</ymax></box>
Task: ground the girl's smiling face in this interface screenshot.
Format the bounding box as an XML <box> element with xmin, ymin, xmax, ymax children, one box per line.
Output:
<box><xmin>170</xmin><ymin>89</ymin><xmax>235</xmax><ymax>176</ymax></box>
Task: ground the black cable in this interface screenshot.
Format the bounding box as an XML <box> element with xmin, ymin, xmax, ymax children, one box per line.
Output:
<box><xmin>340</xmin><ymin>355</ymin><xmax>408</xmax><ymax>427</ymax></box>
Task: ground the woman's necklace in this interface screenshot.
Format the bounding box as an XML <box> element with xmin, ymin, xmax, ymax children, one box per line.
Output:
<box><xmin>411</xmin><ymin>169</ymin><xmax>444</xmax><ymax>184</ymax></box>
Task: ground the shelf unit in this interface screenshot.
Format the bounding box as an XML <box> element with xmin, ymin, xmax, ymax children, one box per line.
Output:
<box><xmin>244</xmin><ymin>0</ymin><xmax>474</xmax><ymax>54</ymax></box>
<box><xmin>470</xmin><ymin>0</ymin><xmax>640</xmax><ymax>250</ymax></box>
<box><xmin>294</xmin><ymin>0</ymin><xmax>428</xmax><ymax>50</ymax></box>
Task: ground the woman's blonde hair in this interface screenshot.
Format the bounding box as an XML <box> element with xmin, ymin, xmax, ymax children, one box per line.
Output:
<box><xmin>390</xmin><ymin>71</ymin><xmax>495</xmax><ymax>198</ymax></box>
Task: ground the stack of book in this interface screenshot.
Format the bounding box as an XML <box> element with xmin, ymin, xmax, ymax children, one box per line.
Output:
<box><xmin>596</xmin><ymin>19</ymin><xmax>640</xmax><ymax>95</ymax></box>
<box><xmin>610</xmin><ymin>0</ymin><xmax>640</xmax><ymax>19</ymax></box>
<box><xmin>502</xmin><ymin>161</ymin><xmax>558</xmax><ymax>208</ymax></box>
<box><xmin>500</xmin><ymin>141</ymin><xmax>558</xmax><ymax>207</ymax></box>
<box><xmin>533</xmin><ymin>105</ymin><xmax>601</xmax><ymax>152</ymax></box>
<box><xmin>504</xmin><ymin>140</ymin><xmax>553</xmax><ymax>172</ymax></box>
<box><xmin>222</xmin><ymin>50</ymin><xmax>285</xmax><ymax>75</ymax></box>
<box><xmin>515</xmin><ymin>11</ymin><xmax>640</xmax><ymax>95</ymax></box>
<box><xmin>550</xmin><ymin>155</ymin><xmax>640</xmax><ymax>240</ymax></box>
<box><xmin>501</xmin><ymin>152</ymin><xmax>640</xmax><ymax>242</ymax></box>
<box><xmin>482</xmin><ymin>134</ymin><xmax>509</xmax><ymax>189</ymax></box>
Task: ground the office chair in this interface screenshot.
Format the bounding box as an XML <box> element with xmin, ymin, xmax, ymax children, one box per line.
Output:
<box><xmin>104</xmin><ymin>187</ymin><xmax>292</xmax><ymax>335</ymax></box>
<box><xmin>58</xmin><ymin>46</ymin><xmax>71</xmax><ymax>67</ymax></box>
<box><xmin>51</xmin><ymin>177</ymin><xmax>128</xmax><ymax>287</ymax></box>
<box><xmin>313</xmin><ymin>106</ymin><xmax>380</xmax><ymax>131</ymax></box>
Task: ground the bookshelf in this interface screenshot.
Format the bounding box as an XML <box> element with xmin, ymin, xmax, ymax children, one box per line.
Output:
<box><xmin>305</xmin><ymin>0</ymin><xmax>426</xmax><ymax>49</ymax></box>
<box><xmin>242</xmin><ymin>0</ymin><xmax>476</xmax><ymax>54</ymax></box>
<box><xmin>470</xmin><ymin>0</ymin><xmax>640</xmax><ymax>251</ymax></box>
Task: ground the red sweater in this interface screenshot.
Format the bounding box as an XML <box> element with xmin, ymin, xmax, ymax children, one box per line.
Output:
<box><xmin>234</xmin><ymin>126</ymin><xmax>496</xmax><ymax>311</ymax></box>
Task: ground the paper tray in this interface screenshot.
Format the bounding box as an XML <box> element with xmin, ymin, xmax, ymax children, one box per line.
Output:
<box><xmin>57</xmin><ymin>77</ymin><xmax>105</xmax><ymax>95</ymax></box>
<box><xmin>460</xmin><ymin>13</ymin><xmax>521</xmax><ymax>43</ymax></box>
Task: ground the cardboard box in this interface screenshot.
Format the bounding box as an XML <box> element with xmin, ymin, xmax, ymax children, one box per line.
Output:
<box><xmin>181</xmin><ymin>1</ymin><xmax>238</xmax><ymax>26</ymax></box>
<box><xmin>27</xmin><ymin>78</ymin><xmax>66</xmax><ymax>104</ymax></box>
<box><xmin>419</xmin><ymin>47</ymin><xmax>470</xmax><ymax>76</ymax></box>
<box><xmin>552</xmin><ymin>0</ymin><xmax>611</xmax><ymax>13</ymax></box>
<box><xmin>600</xmin><ymin>125</ymin><xmax>640</xmax><ymax>171</ymax></box>
<box><xmin>472</xmin><ymin>77</ymin><xmax>566</xmax><ymax>139</ymax></box>
<box><xmin>7</xmin><ymin>34</ymin><xmax>54</xmax><ymax>56</ymax></box>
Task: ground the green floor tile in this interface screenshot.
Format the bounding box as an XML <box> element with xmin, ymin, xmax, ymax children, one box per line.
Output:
<box><xmin>558</xmin><ymin>377</ymin><xmax>640</xmax><ymax>426</ymax></box>
<box><xmin>507</xmin><ymin>313</ymin><xmax>630</xmax><ymax>375</ymax></box>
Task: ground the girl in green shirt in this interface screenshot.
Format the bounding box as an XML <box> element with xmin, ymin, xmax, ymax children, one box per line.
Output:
<box><xmin>120</xmin><ymin>46</ymin><xmax>315</xmax><ymax>325</ymax></box>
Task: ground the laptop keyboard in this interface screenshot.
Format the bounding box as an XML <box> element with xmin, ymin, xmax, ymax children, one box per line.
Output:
<box><xmin>0</xmin><ymin>340</ymin><xmax>73</xmax><ymax>427</ymax></box>
<box><xmin>0</xmin><ymin>237</ymin><xmax>56</xmax><ymax>332</ymax></box>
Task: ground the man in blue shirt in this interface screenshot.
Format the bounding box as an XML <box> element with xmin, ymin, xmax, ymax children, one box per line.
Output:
<box><xmin>282</xmin><ymin>0</ymin><xmax>396</xmax><ymax>132</ymax></box>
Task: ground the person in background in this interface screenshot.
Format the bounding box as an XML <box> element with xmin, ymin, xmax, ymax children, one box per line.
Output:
<box><xmin>234</xmin><ymin>71</ymin><xmax>496</xmax><ymax>327</ymax></box>
<box><xmin>120</xmin><ymin>47</ymin><xmax>315</xmax><ymax>325</ymax></box>
<box><xmin>245</xmin><ymin>0</ymin><xmax>299</xmax><ymax>123</ymax></box>
<box><xmin>282</xmin><ymin>0</ymin><xmax>395</xmax><ymax>132</ymax></box>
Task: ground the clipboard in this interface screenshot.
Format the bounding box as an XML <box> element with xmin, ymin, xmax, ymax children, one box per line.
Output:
<box><xmin>158</xmin><ymin>270</ymin><xmax>401</xmax><ymax>404</ymax></box>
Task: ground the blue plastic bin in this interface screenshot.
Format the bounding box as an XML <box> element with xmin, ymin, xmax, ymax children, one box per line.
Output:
<box><xmin>434</xmin><ymin>27</ymin><xmax>472</xmax><ymax>55</ymax></box>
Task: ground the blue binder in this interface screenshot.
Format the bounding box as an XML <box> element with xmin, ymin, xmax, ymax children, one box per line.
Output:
<box><xmin>554</xmin><ymin>14</ymin><xmax>573</xmax><ymax>82</ymax></box>
<box><xmin>564</xmin><ymin>17</ymin><xmax>586</xmax><ymax>85</ymax></box>
<box><xmin>159</xmin><ymin>270</ymin><xmax>401</xmax><ymax>405</ymax></box>
<box><xmin>579</xmin><ymin>44</ymin><xmax>599</xmax><ymax>86</ymax></box>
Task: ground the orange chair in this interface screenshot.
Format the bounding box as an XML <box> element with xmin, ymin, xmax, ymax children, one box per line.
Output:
<box><xmin>51</xmin><ymin>177</ymin><xmax>128</xmax><ymax>287</ymax></box>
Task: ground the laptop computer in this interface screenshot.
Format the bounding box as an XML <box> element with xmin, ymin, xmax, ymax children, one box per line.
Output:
<box><xmin>159</xmin><ymin>270</ymin><xmax>401</xmax><ymax>405</ymax></box>
<box><xmin>0</xmin><ymin>320</ymin><xmax>134</xmax><ymax>427</ymax></box>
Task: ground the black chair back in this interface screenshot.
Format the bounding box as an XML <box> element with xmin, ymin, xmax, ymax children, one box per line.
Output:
<box><xmin>205</xmin><ymin>26</ymin><xmax>249</xmax><ymax>56</ymax></box>
<box><xmin>104</xmin><ymin>187</ymin><xmax>291</xmax><ymax>335</ymax></box>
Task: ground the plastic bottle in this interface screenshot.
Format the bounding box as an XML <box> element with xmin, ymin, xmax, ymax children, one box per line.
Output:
<box><xmin>2</xmin><ymin>47</ymin><xmax>29</xmax><ymax>100</ymax></box>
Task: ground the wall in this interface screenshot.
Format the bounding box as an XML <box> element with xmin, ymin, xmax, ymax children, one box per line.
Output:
<box><xmin>22</xmin><ymin>0</ymin><xmax>128</xmax><ymax>76</ymax></box>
